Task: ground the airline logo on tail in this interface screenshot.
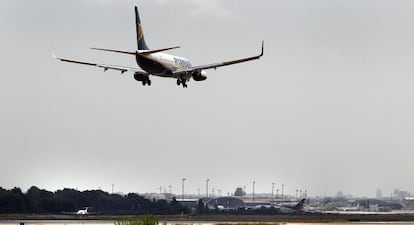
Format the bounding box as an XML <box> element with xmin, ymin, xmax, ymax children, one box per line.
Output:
<box><xmin>137</xmin><ymin>24</ymin><xmax>144</xmax><ymax>42</ymax></box>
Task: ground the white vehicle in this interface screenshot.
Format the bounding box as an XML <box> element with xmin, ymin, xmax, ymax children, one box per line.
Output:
<box><xmin>55</xmin><ymin>6</ymin><xmax>263</xmax><ymax>88</ymax></box>
<box><xmin>76</xmin><ymin>207</ymin><xmax>89</xmax><ymax>215</ymax></box>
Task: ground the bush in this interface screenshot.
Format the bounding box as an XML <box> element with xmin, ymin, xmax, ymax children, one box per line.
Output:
<box><xmin>141</xmin><ymin>214</ymin><xmax>158</xmax><ymax>225</ymax></box>
<box><xmin>114</xmin><ymin>215</ymin><xmax>158</xmax><ymax>225</ymax></box>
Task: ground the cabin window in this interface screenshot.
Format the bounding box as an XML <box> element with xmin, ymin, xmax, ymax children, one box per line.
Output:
<box><xmin>174</xmin><ymin>58</ymin><xmax>191</xmax><ymax>68</ymax></box>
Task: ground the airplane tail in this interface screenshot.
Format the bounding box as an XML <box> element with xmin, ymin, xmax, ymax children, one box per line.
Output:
<box><xmin>135</xmin><ymin>6</ymin><xmax>149</xmax><ymax>50</ymax></box>
<box><xmin>295</xmin><ymin>199</ymin><xmax>306</xmax><ymax>209</ymax></box>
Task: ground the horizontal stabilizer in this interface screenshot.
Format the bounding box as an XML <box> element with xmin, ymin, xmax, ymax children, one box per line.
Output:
<box><xmin>90</xmin><ymin>46</ymin><xmax>180</xmax><ymax>56</ymax></box>
<box><xmin>138</xmin><ymin>46</ymin><xmax>180</xmax><ymax>55</ymax></box>
<box><xmin>90</xmin><ymin>47</ymin><xmax>136</xmax><ymax>55</ymax></box>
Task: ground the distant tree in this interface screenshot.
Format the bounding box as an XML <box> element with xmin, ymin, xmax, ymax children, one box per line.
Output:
<box><xmin>125</xmin><ymin>193</ymin><xmax>154</xmax><ymax>214</ymax></box>
<box><xmin>0</xmin><ymin>186</ymin><xmax>191</xmax><ymax>215</ymax></box>
<box><xmin>25</xmin><ymin>186</ymin><xmax>41</xmax><ymax>212</ymax></box>
<box><xmin>171</xmin><ymin>197</ymin><xmax>178</xmax><ymax>206</ymax></box>
<box><xmin>38</xmin><ymin>189</ymin><xmax>57</xmax><ymax>213</ymax></box>
<box><xmin>0</xmin><ymin>187</ymin><xmax>25</xmax><ymax>213</ymax></box>
<box><xmin>154</xmin><ymin>199</ymin><xmax>170</xmax><ymax>214</ymax></box>
<box><xmin>166</xmin><ymin>197</ymin><xmax>189</xmax><ymax>214</ymax></box>
<box><xmin>196</xmin><ymin>199</ymin><xmax>205</xmax><ymax>213</ymax></box>
<box><xmin>171</xmin><ymin>197</ymin><xmax>178</xmax><ymax>205</ymax></box>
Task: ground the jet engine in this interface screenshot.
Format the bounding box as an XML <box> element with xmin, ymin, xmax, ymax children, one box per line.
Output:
<box><xmin>192</xmin><ymin>70</ymin><xmax>207</xmax><ymax>81</ymax></box>
<box><xmin>134</xmin><ymin>72</ymin><xmax>152</xmax><ymax>86</ymax></box>
<box><xmin>134</xmin><ymin>72</ymin><xmax>148</xmax><ymax>82</ymax></box>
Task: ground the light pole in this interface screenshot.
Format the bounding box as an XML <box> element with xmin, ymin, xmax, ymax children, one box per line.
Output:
<box><xmin>169</xmin><ymin>185</ymin><xmax>172</xmax><ymax>195</ymax></box>
<box><xmin>296</xmin><ymin>189</ymin><xmax>298</xmax><ymax>199</ymax></box>
<box><xmin>206</xmin><ymin>179</ymin><xmax>210</xmax><ymax>198</ymax></box>
<box><xmin>181</xmin><ymin>178</ymin><xmax>186</xmax><ymax>200</ymax></box>
<box><xmin>253</xmin><ymin>181</ymin><xmax>256</xmax><ymax>202</ymax></box>
<box><xmin>276</xmin><ymin>189</ymin><xmax>279</xmax><ymax>200</ymax></box>
<box><xmin>282</xmin><ymin>184</ymin><xmax>284</xmax><ymax>202</ymax></box>
<box><xmin>272</xmin><ymin>182</ymin><xmax>275</xmax><ymax>206</ymax></box>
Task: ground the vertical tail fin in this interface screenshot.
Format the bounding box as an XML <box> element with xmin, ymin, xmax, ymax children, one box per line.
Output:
<box><xmin>135</xmin><ymin>6</ymin><xmax>149</xmax><ymax>50</ymax></box>
<box><xmin>295</xmin><ymin>199</ymin><xmax>306</xmax><ymax>208</ymax></box>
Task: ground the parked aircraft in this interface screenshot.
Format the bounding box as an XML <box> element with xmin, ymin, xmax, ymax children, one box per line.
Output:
<box><xmin>54</xmin><ymin>6</ymin><xmax>264</xmax><ymax>88</ymax></box>
<box><xmin>277</xmin><ymin>199</ymin><xmax>306</xmax><ymax>213</ymax></box>
<box><xmin>76</xmin><ymin>207</ymin><xmax>89</xmax><ymax>215</ymax></box>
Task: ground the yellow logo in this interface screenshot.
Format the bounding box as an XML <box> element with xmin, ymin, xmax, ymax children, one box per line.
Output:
<box><xmin>137</xmin><ymin>24</ymin><xmax>143</xmax><ymax>41</ymax></box>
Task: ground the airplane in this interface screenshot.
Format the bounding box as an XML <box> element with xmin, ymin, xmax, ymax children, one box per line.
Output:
<box><xmin>336</xmin><ymin>201</ymin><xmax>361</xmax><ymax>212</ymax></box>
<box><xmin>277</xmin><ymin>199</ymin><xmax>306</xmax><ymax>213</ymax></box>
<box><xmin>54</xmin><ymin>6</ymin><xmax>264</xmax><ymax>88</ymax></box>
<box><xmin>76</xmin><ymin>207</ymin><xmax>89</xmax><ymax>215</ymax></box>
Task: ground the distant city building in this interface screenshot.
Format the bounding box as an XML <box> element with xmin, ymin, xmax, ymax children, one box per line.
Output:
<box><xmin>394</xmin><ymin>189</ymin><xmax>412</xmax><ymax>200</ymax></box>
<box><xmin>403</xmin><ymin>197</ymin><xmax>414</xmax><ymax>210</ymax></box>
<box><xmin>336</xmin><ymin>191</ymin><xmax>345</xmax><ymax>198</ymax></box>
<box><xmin>376</xmin><ymin>189</ymin><xmax>383</xmax><ymax>199</ymax></box>
<box><xmin>234</xmin><ymin>187</ymin><xmax>246</xmax><ymax>197</ymax></box>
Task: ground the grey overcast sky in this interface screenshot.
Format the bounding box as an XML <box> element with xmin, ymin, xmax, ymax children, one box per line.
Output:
<box><xmin>1</xmin><ymin>0</ymin><xmax>414</xmax><ymax>198</ymax></box>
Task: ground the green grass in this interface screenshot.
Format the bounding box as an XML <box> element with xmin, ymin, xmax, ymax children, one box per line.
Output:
<box><xmin>115</xmin><ymin>215</ymin><xmax>159</xmax><ymax>225</ymax></box>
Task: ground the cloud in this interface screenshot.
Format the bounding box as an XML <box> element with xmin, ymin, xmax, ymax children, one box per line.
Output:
<box><xmin>155</xmin><ymin>0</ymin><xmax>241</xmax><ymax>20</ymax></box>
<box><xmin>82</xmin><ymin>0</ymin><xmax>111</xmax><ymax>5</ymax></box>
<box><xmin>79</xmin><ymin>0</ymin><xmax>240</xmax><ymax>20</ymax></box>
<box><xmin>81</xmin><ymin>0</ymin><xmax>135</xmax><ymax>6</ymax></box>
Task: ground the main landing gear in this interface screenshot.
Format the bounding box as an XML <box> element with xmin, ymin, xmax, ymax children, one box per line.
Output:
<box><xmin>177</xmin><ymin>79</ymin><xmax>188</xmax><ymax>88</ymax></box>
<box><xmin>141</xmin><ymin>79</ymin><xmax>152</xmax><ymax>86</ymax></box>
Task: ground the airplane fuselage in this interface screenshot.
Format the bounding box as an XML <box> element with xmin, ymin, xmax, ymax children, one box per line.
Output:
<box><xmin>136</xmin><ymin>52</ymin><xmax>192</xmax><ymax>79</ymax></box>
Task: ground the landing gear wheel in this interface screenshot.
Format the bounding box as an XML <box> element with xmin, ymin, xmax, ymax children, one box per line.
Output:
<box><xmin>141</xmin><ymin>79</ymin><xmax>151</xmax><ymax>86</ymax></box>
<box><xmin>177</xmin><ymin>79</ymin><xmax>181</xmax><ymax>86</ymax></box>
<box><xmin>180</xmin><ymin>79</ymin><xmax>188</xmax><ymax>88</ymax></box>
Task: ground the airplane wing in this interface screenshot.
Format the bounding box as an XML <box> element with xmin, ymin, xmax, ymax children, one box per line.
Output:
<box><xmin>174</xmin><ymin>41</ymin><xmax>264</xmax><ymax>75</ymax></box>
<box><xmin>53</xmin><ymin>54</ymin><xmax>148</xmax><ymax>76</ymax></box>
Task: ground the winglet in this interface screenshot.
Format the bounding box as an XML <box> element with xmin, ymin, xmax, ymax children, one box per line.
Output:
<box><xmin>260</xmin><ymin>40</ymin><xmax>264</xmax><ymax>57</ymax></box>
<box><xmin>52</xmin><ymin>53</ymin><xmax>63</xmax><ymax>61</ymax></box>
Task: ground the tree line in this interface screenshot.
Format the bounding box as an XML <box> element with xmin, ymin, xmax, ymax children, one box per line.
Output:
<box><xmin>0</xmin><ymin>186</ymin><xmax>188</xmax><ymax>215</ymax></box>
